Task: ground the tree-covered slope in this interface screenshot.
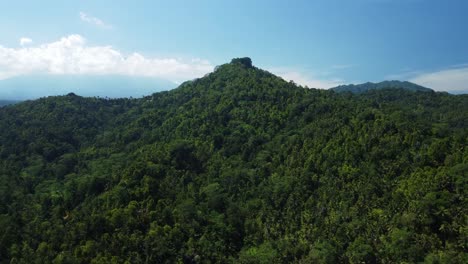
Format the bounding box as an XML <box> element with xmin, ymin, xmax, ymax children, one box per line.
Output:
<box><xmin>0</xmin><ymin>58</ymin><xmax>467</xmax><ymax>263</ymax></box>
<box><xmin>331</xmin><ymin>80</ymin><xmax>433</xmax><ymax>93</ymax></box>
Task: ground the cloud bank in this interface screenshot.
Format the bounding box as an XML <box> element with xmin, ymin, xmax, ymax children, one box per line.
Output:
<box><xmin>409</xmin><ymin>67</ymin><xmax>468</xmax><ymax>92</ymax></box>
<box><xmin>0</xmin><ymin>35</ymin><xmax>214</xmax><ymax>83</ymax></box>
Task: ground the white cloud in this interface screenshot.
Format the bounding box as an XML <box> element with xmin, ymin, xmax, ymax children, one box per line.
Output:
<box><xmin>19</xmin><ymin>37</ymin><xmax>33</xmax><ymax>46</ymax></box>
<box><xmin>409</xmin><ymin>67</ymin><xmax>468</xmax><ymax>92</ymax></box>
<box><xmin>79</xmin><ymin>12</ymin><xmax>112</xmax><ymax>29</ymax></box>
<box><xmin>0</xmin><ymin>34</ymin><xmax>214</xmax><ymax>82</ymax></box>
<box><xmin>269</xmin><ymin>68</ymin><xmax>345</xmax><ymax>89</ymax></box>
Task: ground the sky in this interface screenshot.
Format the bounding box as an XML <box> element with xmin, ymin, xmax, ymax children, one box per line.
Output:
<box><xmin>1</xmin><ymin>0</ymin><xmax>468</xmax><ymax>98</ymax></box>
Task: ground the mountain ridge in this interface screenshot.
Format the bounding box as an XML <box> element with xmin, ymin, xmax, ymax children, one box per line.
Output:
<box><xmin>2</xmin><ymin>58</ymin><xmax>466</xmax><ymax>101</ymax></box>
<box><xmin>331</xmin><ymin>80</ymin><xmax>433</xmax><ymax>93</ymax></box>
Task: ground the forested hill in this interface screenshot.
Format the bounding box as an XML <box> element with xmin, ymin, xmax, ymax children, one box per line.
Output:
<box><xmin>331</xmin><ymin>80</ymin><xmax>433</xmax><ymax>93</ymax></box>
<box><xmin>0</xmin><ymin>58</ymin><xmax>467</xmax><ymax>263</ymax></box>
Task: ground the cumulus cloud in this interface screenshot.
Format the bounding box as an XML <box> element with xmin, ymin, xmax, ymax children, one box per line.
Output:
<box><xmin>0</xmin><ymin>34</ymin><xmax>214</xmax><ymax>82</ymax></box>
<box><xmin>270</xmin><ymin>68</ymin><xmax>345</xmax><ymax>89</ymax></box>
<box><xmin>19</xmin><ymin>37</ymin><xmax>33</xmax><ymax>46</ymax></box>
<box><xmin>409</xmin><ymin>66</ymin><xmax>468</xmax><ymax>92</ymax></box>
<box><xmin>79</xmin><ymin>12</ymin><xmax>112</xmax><ymax>29</ymax></box>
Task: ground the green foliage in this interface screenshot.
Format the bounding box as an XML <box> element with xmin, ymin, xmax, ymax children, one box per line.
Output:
<box><xmin>0</xmin><ymin>59</ymin><xmax>467</xmax><ymax>263</ymax></box>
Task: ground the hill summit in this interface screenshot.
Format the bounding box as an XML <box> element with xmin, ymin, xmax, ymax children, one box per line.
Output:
<box><xmin>230</xmin><ymin>57</ymin><xmax>253</xmax><ymax>68</ymax></box>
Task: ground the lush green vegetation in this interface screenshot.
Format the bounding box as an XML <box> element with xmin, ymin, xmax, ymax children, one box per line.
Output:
<box><xmin>0</xmin><ymin>58</ymin><xmax>467</xmax><ymax>263</ymax></box>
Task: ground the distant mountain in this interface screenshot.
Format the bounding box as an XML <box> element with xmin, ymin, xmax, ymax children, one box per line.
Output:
<box><xmin>0</xmin><ymin>100</ymin><xmax>20</xmax><ymax>107</ymax></box>
<box><xmin>0</xmin><ymin>75</ymin><xmax>177</xmax><ymax>100</ymax></box>
<box><xmin>331</xmin><ymin>80</ymin><xmax>433</xmax><ymax>93</ymax></box>
<box><xmin>447</xmin><ymin>90</ymin><xmax>468</xmax><ymax>95</ymax></box>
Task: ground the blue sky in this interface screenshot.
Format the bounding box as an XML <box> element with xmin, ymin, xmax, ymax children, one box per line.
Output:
<box><xmin>1</xmin><ymin>0</ymin><xmax>468</xmax><ymax>96</ymax></box>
